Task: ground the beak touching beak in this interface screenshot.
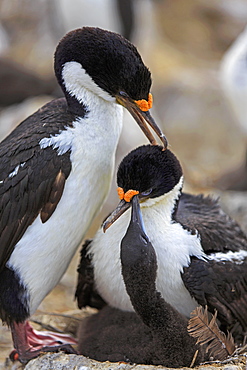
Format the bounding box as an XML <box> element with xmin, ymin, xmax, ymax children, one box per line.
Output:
<box><xmin>129</xmin><ymin>195</ymin><xmax>147</xmax><ymax>234</ymax></box>
<box><xmin>116</xmin><ymin>92</ymin><xmax>168</xmax><ymax>149</ymax></box>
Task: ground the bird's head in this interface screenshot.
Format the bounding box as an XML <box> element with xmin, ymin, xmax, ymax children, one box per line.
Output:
<box><xmin>54</xmin><ymin>27</ymin><xmax>167</xmax><ymax>147</ymax></box>
<box><xmin>120</xmin><ymin>195</ymin><xmax>157</xmax><ymax>284</ymax></box>
<box><xmin>103</xmin><ymin>145</ymin><xmax>183</xmax><ymax>231</ymax></box>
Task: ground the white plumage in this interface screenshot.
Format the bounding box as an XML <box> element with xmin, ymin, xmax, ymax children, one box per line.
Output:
<box><xmin>8</xmin><ymin>62</ymin><xmax>123</xmax><ymax>315</ymax></box>
<box><xmin>90</xmin><ymin>177</ymin><xmax>204</xmax><ymax>317</ymax></box>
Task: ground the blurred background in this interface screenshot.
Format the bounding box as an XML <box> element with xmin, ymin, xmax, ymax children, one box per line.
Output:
<box><xmin>0</xmin><ymin>0</ymin><xmax>247</xmax><ymax>365</ymax></box>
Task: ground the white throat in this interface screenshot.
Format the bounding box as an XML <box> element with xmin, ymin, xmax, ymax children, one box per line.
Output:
<box><xmin>62</xmin><ymin>61</ymin><xmax>115</xmax><ymax>106</ymax></box>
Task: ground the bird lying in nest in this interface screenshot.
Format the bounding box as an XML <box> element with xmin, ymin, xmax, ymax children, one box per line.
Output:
<box><xmin>76</xmin><ymin>144</ymin><xmax>247</xmax><ymax>365</ymax></box>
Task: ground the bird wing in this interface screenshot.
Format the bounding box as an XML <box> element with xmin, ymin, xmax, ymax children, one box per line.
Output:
<box><xmin>76</xmin><ymin>240</ymin><xmax>106</xmax><ymax>310</ymax></box>
<box><xmin>174</xmin><ymin>193</ymin><xmax>247</xmax><ymax>253</ymax></box>
<box><xmin>0</xmin><ymin>98</ymin><xmax>73</xmax><ymax>271</ymax></box>
<box><xmin>182</xmin><ymin>256</ymin><xmax>247</xmax><ymax>338</ymax></box>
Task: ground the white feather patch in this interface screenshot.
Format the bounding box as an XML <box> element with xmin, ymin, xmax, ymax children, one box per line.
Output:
<box><xmin>39</xmin><ymin>126</ymin><xmax>74</xmax><ymax>155</ymax></box>
<box><xmin>207</xmin><ymin>250</ymin><xmax>247</xmax><ymax>264</ymax></box>
<box><xmin>8</xmin><ymin>162</ymin><xmax>26</xmax><ymax>178</ymax></box>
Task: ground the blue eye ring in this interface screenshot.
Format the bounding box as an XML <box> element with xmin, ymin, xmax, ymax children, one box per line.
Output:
<box><xmin>119</xmin><ymin>91</ymin><xmax>128</xmax><ymax>98</ymax></box>
<box><xmin>140</xmin><ymin>188</ymin><xmax>152</xmax><ymax>197</ymax></box>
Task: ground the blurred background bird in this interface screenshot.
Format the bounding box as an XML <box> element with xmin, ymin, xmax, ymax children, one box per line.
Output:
<box><xmin>216</xmin><ymin>25</ymin><xmax>247</xmax><ymax>191</ymax></box>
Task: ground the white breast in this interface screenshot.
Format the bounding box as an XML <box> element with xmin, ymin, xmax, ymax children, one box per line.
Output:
<box><xmin>7</xmin><ymin>98</ymin><xmax>123</xmax><ymax>315</ymax></box>
<box><xmin>90</xmin><ymin>183</ymin><xmax>205</xmax><ymax>317</ymax></box>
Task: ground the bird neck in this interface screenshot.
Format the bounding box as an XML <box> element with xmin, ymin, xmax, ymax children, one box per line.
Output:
<box><xmin>64</xmin><ymin>94</ymin><xmax>88</xmax><ymax>116</ymax></box>
<box><xmin>60</xmin><ymin>61</ymin><xmax>116</xmax><ymax>116</ymax></box>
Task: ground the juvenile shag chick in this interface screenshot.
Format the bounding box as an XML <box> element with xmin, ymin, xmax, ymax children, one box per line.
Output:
<box><xmin>77</xmin><ymin>195</ymin><xmax>205</xmax><ymax>367</ymax></box>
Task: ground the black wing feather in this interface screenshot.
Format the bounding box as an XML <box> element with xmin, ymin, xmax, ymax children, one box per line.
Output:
<box><xmin>0</xmin><ymin>98</ymin><xmax>74</xmax><ymax>271</ymax></box>
<box><xmin>76</xmin><ymin>240</ymin><xmax>106</xmax><ymax>310</ymax></box>
<box><xmin>182</xmin><ymin>256</ymin><xmax>247</xmax><ymax>340</ymax></box>
<box><xmin>177</xmin><ymin>193</ymin><xmax>247</xmax><ymax>339</ymax></box>
<box><xmin>175</xmin><ymin>193</ymin><xmax>247</xmax><ymax>253</ymax></box>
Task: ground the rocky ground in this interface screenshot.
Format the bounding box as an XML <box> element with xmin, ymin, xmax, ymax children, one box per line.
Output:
<box><xmin>2</xmin><ymin>352</ymin><xmax>247</xmax><ymax>370</ymax></box>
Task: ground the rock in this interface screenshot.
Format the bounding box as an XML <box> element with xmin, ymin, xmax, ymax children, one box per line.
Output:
<box><xmin>24</xmin><ymin>353</ymin><xmax>158</xmax><ymax>370</ymax></box>
<box><xmin>23</xmin><ymin>353</ymin><xmax>247</xmax><ymax>370</ymax></box>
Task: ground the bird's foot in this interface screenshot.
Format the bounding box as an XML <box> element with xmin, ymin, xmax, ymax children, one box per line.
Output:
<box><xmin>10</xmin><ymin>320</ymin><xmax>77</xmax><ymax>364</ymax></box>
<box><xmin>9</xmin><ymin>343</ymin><xmax>77</xmax><ymax>364</ymax></box>
<box><xmin>25</xmin><ymin>321</ymin><xmax>77</xmax><ymax>347</ymax></box>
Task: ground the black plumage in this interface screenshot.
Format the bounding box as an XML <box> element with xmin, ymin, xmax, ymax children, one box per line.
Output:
<box><xmin>76</xmin><ymin>240</ymin><xmax>106</xmax><ymax>310</ymax></box>
<box><xmin>174</xmin><ymin>193</ymin><xmax>246</xmax><ymax>253</ymax></box>
<box><xmin>55</xmin><ymin>27</ymin><xmax>151</xmax><ymax>103</ymax></box>
<box><xmin>0</xmin><ymin>99</ymin><xmax>72</xmax><ymax>278</ymax></box>
<box><xmin>183</xmin><ymin>257</ymin><xmax>247</xmax><ymax>340</ymax></box>
<box><xmin>174</xmin><ymin>193</ymin><xmax>247</xmax><ymax>339</ymax></box>
<box><xmin>117</xmin><ymin>144</ymin><xmax>182</xmax><ymax>198</ymax></box>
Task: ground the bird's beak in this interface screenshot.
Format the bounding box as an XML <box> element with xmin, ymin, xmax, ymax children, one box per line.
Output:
<box><xmin>103</xmin><ymin>195</ymin><xmax>148</xmax><ymax>236</ymax></box>
<box><xmin>103</xmin><ymin>198</ymin><xmax>131</xmax><ymax>232</ymax></box>
<box><xmin>129</xmin><ymin>195</ymin><xmax>147</xmax><ymax>235</ymax></box>
<box><xmin>116</xmin><ymin>93</ymin><xmax>168</xmax><ymax>149</ymax></box>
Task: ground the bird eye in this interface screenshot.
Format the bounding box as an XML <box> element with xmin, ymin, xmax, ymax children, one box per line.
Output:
<box><xmin>119</xmin><ymin>91</ymin><xmax>129</xmax><ymax>98</ymax></box>
<box><xmin>141</xmin><ymin>188</ymin><xmax>152</xmax><ymax>197</ymax></box>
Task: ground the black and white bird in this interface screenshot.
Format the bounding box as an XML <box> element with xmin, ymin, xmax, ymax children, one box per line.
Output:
<box><xmin>82</xmin><ymin>144</ymin><xmax>247</xmax><ymax>342</ymax></box>
<box><xmin>0</xmin><ymin>27</ymin><xmax>166</xmax><ymax>363</ymax></box>
<box><xmin>77</xmin><ymin>195</ymin><xmax>204</xmax><ymax>367</ymax></box>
